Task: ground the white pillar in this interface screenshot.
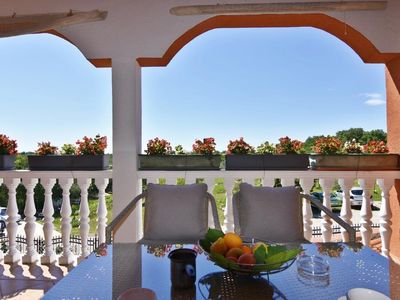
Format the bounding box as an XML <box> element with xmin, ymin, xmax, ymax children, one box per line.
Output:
<box><xmin>59</xmin><ymin>178</ymin><xmax>75</xmax><ymax>266</ymax></box>
<box><xmin>78</xmin><ymin>178</ymin><xmax>91</xmax><ymax>262</ymax></box>
<box><xmin>4</xmin><ymin>178</ymin><xmax>21</xmax><ymax>263</ymax></box>
<box><xmin>377</xmin><ymin>179</ymin><xmax>393</xmax><ymax>257</ymax></box>
<box><xmin>22</xmin><ymin>178</ymin><xmax>39</xmax><ymax>264</ymax></box>
<box><xmin>41</xmin><ymin>178</ymin><xmax>57</xmax><ymax>265</ymax></box>
<box><xmin>300</xmin><ymin>178</ymin><xmax>314</xmax><ymax>241</ymax></box>
<box><xmin>338</xmin><ymin>178</ymin><xmax>353</xmax><ymax>242</ymax></box>
<box><xmin>96</xmin><ymin>178</ymin><xmax>110</xmax><ymax>244</ymax></box>
<box><xmin>223</xmin><ymin>179</ymin><xmax>235</xmax><ymax>233</ymax></box>
<box><xmin>320</xmin><ymin>178</ymin><xmax>334</xmax><ymax>242</ymax></box>
<box><xmin>112</xmin><ymin>59</ymin><xmax>142</xmax><ymax>242</ymax></box>
<box><xmin>359</xmin><ymin>178</ymin><xmax>375</xmax><ymax>246</ymax></box>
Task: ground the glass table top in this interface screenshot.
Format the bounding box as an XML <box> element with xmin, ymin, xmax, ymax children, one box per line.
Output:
<box><xmin>43</xmin><ymin>242</ymin><xmax>392</xmax><ymax>300</ymax></box>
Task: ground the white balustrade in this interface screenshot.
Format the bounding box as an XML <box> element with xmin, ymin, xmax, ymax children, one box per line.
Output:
<box><xmin>96</xmin><ymin>178</ymin><xmax>110</xmax><ymax>244</ymax></box>
<box><xmin>78</xmin><ymin>178</ymin><xmax>91</xmax><ymax>262</ymax></box>
<box><xmin>41</xmin><ymin>178</ymin><xmax>57</xmax><ymax>264</ymax></box>
<box><xmin>223</xmin><ymin>179</ymin><xmax>235</xmax><ymax>233</ymax></box>
<box><xmin>359</xmin><ymin>178</ymin><xmax>375</xmax><ymax>246</ymax></box>
<box><xmin>320</xmin><ymin>178</ymin><xmax>334</xmax><ymax>242</ymax></box>
<box><xmin>338</xmin><ymin>178</ymin><xmax>354</xmax><ymax>242</ymax></box>
<box><xmin>300</xmin><ymin>178</ymin><xmax>314</xmax><ymax>241</ymax></box>
<box><xmin>0</xmin><ymin>169</ymin><xmax>399</xmax><ymax>265</ymax></box>
<box><xmin>22</xmin><ymin>178</ymin><xmax>39</xmax><ymax>264</ymax></box>
<box><xmin>59</xmin><ymin>178</ymin><xmax>75</xmax><ymax>266</ymax></box>
<box><xmin>4</xmin><ymin>178</ymin><xmax>21</xmax><ymax>263</ymax></box>
<box><xmin>377</xmin><ymin>178</ymin><xmax>393</xmax><ymax>257</ymax></box>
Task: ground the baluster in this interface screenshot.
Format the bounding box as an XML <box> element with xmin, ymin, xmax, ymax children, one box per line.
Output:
<box><xmin>59</xmin><ymin>178</ymin><xmax>75</xmax><ymax>265</ymax></box>
<box><xmin>223</xmin><ymin>179</ymin><xmax>235</xmax><ymax>233</ymax></box>
<box><xmin>4</xmin><ymin>178</ymin><xmax>21</xmax><ymax>263</ymax></box>
<box><xmin>78</xmin><ymin>178</ymin><xmax>91</xmax><ymax>262</ymax></box>
<box><xmin>300</xmin><ymin>178</ymin><xmax>314</xmax><ymax>241</ymax></box>
<box><xmin>22</xmin><ymin>178</ymin><xmax>39</xmax><ymax>264</ymax></box>
<box><xmin>96</xmin><ymin>178</ymin><xmax>110</xmax><ymax>244</ymax></box>
<box><xmin>41</xmin><ymin>178</ymin><xmax>57</xmax><ymax>264</ymax></box>
<box><xmin>338</xmin><ymin>178</ymin><xmax>353</xmax><ymax>242</ymax></box>
<box><xmin>204</xmin><ymin>178</ymin><xmax>216</xmax><ymax>229</ymax></box>
<box><xmin>359</xmin><ymin>178</ymin><xmax>375</xmax><ymax>246</ymax></box>
<box><xmin>320</xmin><ymin>178</ymin><xmax>334</xmax><ymax>242</ymax></box>
<box><xmin>377</xmin><ymin>179</ymin><xmax>393</xmax><ymax>257</ymax></box>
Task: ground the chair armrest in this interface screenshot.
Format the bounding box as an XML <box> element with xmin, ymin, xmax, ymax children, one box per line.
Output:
<box><xmin>302</xmin><ymin>194</ymin><xmax>356</xmax><ymax>243</ymax></box>
<box><xmin>105</xmin><ymin>192</ymin><xmax>146</xmax><ymax>244</ymax></box>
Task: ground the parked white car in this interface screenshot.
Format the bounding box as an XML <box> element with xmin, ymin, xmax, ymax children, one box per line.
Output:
<box><xmin>350</xmin><ymin>187</ymin><xmax>364</xmax><ymax>206</ymax></box>
<box><xmin>0</xmin><ymin>207</ymin><xmax>22</xmax><ymax>230</ymax></box>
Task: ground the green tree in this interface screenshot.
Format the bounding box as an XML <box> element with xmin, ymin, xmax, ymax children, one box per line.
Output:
<box><xmin>336</xmin><ymin>128</ymin><xmax>365</xmax><ymax>142</ymax></box>
<box><xmin>361</xmin><ymin>129</ymin><xmax>387</xmax><ymax>143</ymax></box>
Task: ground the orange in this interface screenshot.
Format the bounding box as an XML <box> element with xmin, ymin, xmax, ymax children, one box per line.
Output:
<box><xmin>210</xmin><ymin>237</ymin><xmax>228</xmax><ymax>255</ymax></box>
<box><xmin>241</xmin><ymin>245</ymin><xmax>252</xmax><ymax>254</ymax></box>
<box><xmin>223</xmin><ymin>232</ymin><xmax>243</xmax><ymax>249</ymax></box>
<box><xmin>226</xmin><ymin>247</ymin><xmax>244</xmax><ymax>258</ymax></box>
<box><xmin>238</xmin><ymin>253</ymin><xmax>256</xmax><ymax>265</ymax></box>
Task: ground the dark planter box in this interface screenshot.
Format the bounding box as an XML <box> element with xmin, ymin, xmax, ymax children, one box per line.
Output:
<box><xmin>225</xmin><ymin>154</ymin><xmax>309</xmax><ymax>170</ymax></box>
<box><xmin>309</xmin><ymin>154</ymin><xmax>400</xmax><ymax>170</ymax></box>
<box><xmin>28</xmin><ymin>155</ymin><xmax>110</xmax><ymax>171</ymax></box>
<box><xmin>138</xmin><ymin>155</ymin><xmax>222</xmax><ymax>170</ymax></box>
<box><xmin>0</xmin><ymin>155</ymin><xmax>16</xmax><ymax>170</ymax></box>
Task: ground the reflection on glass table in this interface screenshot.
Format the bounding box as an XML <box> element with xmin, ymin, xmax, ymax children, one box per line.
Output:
<box><xmin>42</xmin><ymin>242</ymin><xmax>391</xmax><ymax>300</ymax></box>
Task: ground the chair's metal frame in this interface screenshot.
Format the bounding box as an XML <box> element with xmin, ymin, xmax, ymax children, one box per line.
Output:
<box><xmin>105</xmin><ymin>191</ymin><xmax>221</xmax><ymax>244</ymax></box>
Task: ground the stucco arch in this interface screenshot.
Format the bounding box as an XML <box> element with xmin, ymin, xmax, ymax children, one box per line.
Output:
<box><xmin>137</xmin><ymin>13</ymin><xmax>400</xmax><ymax>67</ymax></box>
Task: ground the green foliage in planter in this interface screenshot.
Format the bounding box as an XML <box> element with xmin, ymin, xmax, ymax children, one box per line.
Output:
<box><xmin>15</xmin><ymin>153</ymin><xmax>29</xmax><ymax>170</ymax></box>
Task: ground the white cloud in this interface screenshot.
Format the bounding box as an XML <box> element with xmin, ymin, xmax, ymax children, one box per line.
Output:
<box><xmin>365</xmin><ymin>98</ymin><xmax>386</xmax><ymax>106</ymax></box>
<box><xmin>363</xmin><ymin>93</ymin><xmax>382</xmax><ymax>98</ymax></box>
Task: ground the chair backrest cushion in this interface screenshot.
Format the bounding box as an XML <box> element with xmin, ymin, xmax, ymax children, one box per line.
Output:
<box><xmin>233</xmin><ymin>183</ymin><xmax>303</xmax><ymax>242</ymax></box>
<box><xmin>143</xmin><ymin>183</ymin><xmax>208</xmax><ymax>241</ymax></box>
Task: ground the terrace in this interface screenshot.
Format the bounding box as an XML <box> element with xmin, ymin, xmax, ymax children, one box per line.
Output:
<box><xmin>1</xmin><ymin>0</ymin><xmax>400</xmax><ymax>299</ymax></box>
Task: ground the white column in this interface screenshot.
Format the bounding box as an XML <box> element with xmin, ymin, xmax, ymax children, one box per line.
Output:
<box><xmin>377</xmin><ymin>179</ymin><xmax>393</xmax><ymax>257</ymax></box>
<box><xmin>4</xmin><ymin>178</ymin><xmax>21</xmax><ymax>263</ymax></box>
<box><xmin>59</xmin><ymin>178</ymin><xmax>75</xmax><ymax>266</ymax></box>
<box><xmin>112</xmin><ymin>59</ymin><xmax>141</xmax><ymax>242</ymax></box>
<box><xmin>96</xmin><ymin>178</ymin><xmax>110</xmax><ymax>244</ymax></box>
<box><xmin>22</xmin><ymin>178</ymin><xmax>39</xmax><ymax>264</ymax></box>
<box><xmin>78</xmin><ymin>178</ymin><xmax>91</xmax><ymax>262</ymax></box>
<box><xmin>223</xmin><ymin>179</ymin><xmax>235</xmax><ymax>233</ymax></box>
<box><xmin>204</xmin><ymin>177</ymin><xmax>216</xmax><ymax>229</ymax></box>
<box><xmin>338</xmin><ymin>178</ymin><xmax>353</xmax><ymax>242</ymax></box>
<box><xmin>359</xmin><ymin>178</ymin><xmax>375</xmax><ymax>246</ymax></box>
<box><xmin>320</xmin><ymin>178</ymin><xmax>334</xmax><ymax>242</ymax></box>
<box><xmin>300</xmin><ymin>178</ymin><xmax>314</xmax><ymax>241</ymax></box>
<box><xmin>41</xmin><ymin>178</ymin><xmax>57</xmax><ymax>264</ymax></box>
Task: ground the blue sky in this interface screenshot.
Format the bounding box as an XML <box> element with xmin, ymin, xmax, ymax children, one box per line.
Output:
<box><xmin>0</xmin><ymin>27</ymin><xmax>385</xmax><ymax>152</ymax></box>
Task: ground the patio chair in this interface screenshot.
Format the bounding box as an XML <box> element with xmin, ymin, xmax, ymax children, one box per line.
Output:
<box><xmin>233</xmin><ymin>183</ymin><xmax>355</xmax><ymax>243</ymax></box>
<box><xmin>106</xmin><ymin>183</ymin><xmax>221</xmax><ymax>244</ymax></box>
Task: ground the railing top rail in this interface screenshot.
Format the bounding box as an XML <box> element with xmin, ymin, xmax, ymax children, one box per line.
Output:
<box><xmin>0</xmin><ymin>170</ymin><xmax>113</xmax><ymax>179</ymax></box>
<box><xmin>137</xmin><ymin>170</ymin><xmax>400</xmax><ymax>180</ymax></box>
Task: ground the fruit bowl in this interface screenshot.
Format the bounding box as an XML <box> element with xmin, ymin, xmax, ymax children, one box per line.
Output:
<box><xmin>199</xmin><ymin>229</ymin><xmax>302</xmax><ymax>276</ymax></box>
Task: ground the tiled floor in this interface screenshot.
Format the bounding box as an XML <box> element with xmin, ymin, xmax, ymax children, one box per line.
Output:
<box><xmin>0</xmin><ymin>262</ymin><xmax>70</xmax><ymax>299</ymax></box>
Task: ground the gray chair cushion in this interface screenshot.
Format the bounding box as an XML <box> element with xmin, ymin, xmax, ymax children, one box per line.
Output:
<box><xmin>143</xmin><ymin>183</ymin><xmax>208</xmax><ymax>241</ymax></box>
<box><xmin>233</xmin><ymin>183</ymin><xmax>303</xmax><ymax>242</ymax></box>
